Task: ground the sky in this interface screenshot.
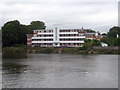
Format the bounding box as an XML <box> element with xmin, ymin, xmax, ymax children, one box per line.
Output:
<box><xmin>0</xmin><ymin>0</ymin><xmax>119</xmax><ymax>33</ymax></box>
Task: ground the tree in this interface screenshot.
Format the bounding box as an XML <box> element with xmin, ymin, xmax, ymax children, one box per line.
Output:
<box><xmin>100</xmin><ymin>26</ymin><xmax>120</xmax><ymax>46</ymax></box>
<box><xmin>2</xmin><ymin>20</ymin><xmax>46</xmax><ymax>47</ymax></box>
<box><xmin>113</xmin><ymin>37</ymin><xmax>120</xmax><ymax>46</ymax></box>
<box><xmin>100</xmin><ymin>37</ymin><xmax>114</xmax><ymax>46</ymax></box>
<box><xmin>107</xmin><ymin>26</ymin><xmax>120</xmax><ymax>38</ymax></box>
<box><xmin>86</xmin><ymin>29</ymin><xmax>96</xmax><ymax>33</ymax></box>
<box><xmin>28</xmin><ymin>21</ymin><xmax>46</xmax><ymax>30</ymax></box>
<box><xmin>92</xmin><ymin>39</ymin><xmax>101</xmax><ymax>46</ymax></box>
<box><xmin>84</xmin><ymin>39</ymin><xmax>101</xmax><ymax>47</ymax></box>
<box><xmin>2</xmin><ymin>20</ymin><xmax>22</xmax><ymax>46</ymax></box>
<box><xmin>84</xmin><ymin>39</ymin><xmax>92</xmax><ymax>47</ymax></box>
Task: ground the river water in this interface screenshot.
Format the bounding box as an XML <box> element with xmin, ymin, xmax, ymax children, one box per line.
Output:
<box><xmin>2</xmin><ymin>53</ymin><xmax>118</xmax><ymax>88</ymax></box>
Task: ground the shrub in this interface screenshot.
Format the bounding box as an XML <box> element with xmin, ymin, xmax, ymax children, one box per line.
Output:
<box><xmin>43</xmin><ymin>47</ymin><xmax>54</xmax><ymax>54</ymax></box>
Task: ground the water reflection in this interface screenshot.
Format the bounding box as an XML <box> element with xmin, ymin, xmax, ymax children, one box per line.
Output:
<box><xmin>2</xmin><ymin>53</ymin><xmax>118</xmax><ymax>88</ymax></box>
<box><xmin>2</xmin><ymin>49</ymin><xmax>27</xmax><ymax>59</ymax></box>
<box><xmin>2</xmin><ymin>50</ymin><xmax>28</xmax><ymax>74</ymax></box>
<box><xmin>2</xmin><ymin>50</ymin><xmax>28</xmax><ymax>88</ymax></box>
<box><xmin>2</xmin><ymin>61</ymin><xmax>28</xmax><ymax>75</ymax></box>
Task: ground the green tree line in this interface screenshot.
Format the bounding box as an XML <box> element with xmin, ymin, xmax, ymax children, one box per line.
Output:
<box><xmin>81</xmin><ymin>26</ymin><xmax>120</xmax><ymax>48</ymax></box>
<box><xmin>101</xmin><ymin>26</ymin><xmax>120</xmax><ymax>46</ymax></box>
<box><xmin>2</xmin><ymin>20</ymin><xmax>46</xmax><ymax>47</ymax></box>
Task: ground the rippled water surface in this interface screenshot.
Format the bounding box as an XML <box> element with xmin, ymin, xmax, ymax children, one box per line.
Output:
<box><xmin>2</xmin><ymin>53</ymin><xmax>118</xmax><ymax>88</ymax></box>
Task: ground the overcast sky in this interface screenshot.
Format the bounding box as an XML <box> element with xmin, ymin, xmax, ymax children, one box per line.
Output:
<box><xmin>0</xmin><ymin>0</ymin><xmax>119</xmax><ymax>33</ymax></box>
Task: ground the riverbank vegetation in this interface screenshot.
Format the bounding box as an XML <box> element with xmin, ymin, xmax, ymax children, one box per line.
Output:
<box><xmin>2</xmin><ymin>46</ymin><xmax>120</xmax><ymax>55</ymax></box>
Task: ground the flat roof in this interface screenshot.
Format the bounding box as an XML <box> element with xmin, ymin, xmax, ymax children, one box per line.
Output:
<box><xmin>33</xmin><ymin>29</ymin><xmax>86</xmax><ymax>31</ymax></box>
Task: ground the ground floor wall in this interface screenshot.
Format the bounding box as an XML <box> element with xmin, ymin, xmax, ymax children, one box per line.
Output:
<box><xmin>31</xmin><ymin>43</ymin><xmax>84</xmax><ymax>47</ymax></box>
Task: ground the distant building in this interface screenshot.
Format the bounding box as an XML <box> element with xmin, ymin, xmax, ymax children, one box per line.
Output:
<box><xmin>101</xmin><ymin>42</ymin><xmax>108</xmax><ymax>47</ymax></box>
<box><xmin>27</xmin><ymin>27</ymin><xmax>103</xmax><ymax>47</ymax></box>
<box><xmin>95</xmin><ymin>31</ymin><xmax>101</xmax><ymax>40</ymax></box>
<box><xmin>101</xmin><ymin>33</ymin><xmax>107</xmax><ymax>38</ymax></box>
<box><xmin>86</xmin><ymin>31</ymin><xmax>101</xmax><ymax>40</ymax></box>
<box><xmin>117</xmin><ymin>34</ymin><xmax>119</xmax><ymax>38</ymax></box>
<box><xmin>86</xmin><ymin>32</ymin><xmax>96</xmax><ymax>39</ymax></box>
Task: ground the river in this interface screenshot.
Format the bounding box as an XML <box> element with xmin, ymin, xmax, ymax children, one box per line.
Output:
<box><xmin>2</xmin><ymin>53</ymin><xmax>118</xmax><ymax>88</ymax></box>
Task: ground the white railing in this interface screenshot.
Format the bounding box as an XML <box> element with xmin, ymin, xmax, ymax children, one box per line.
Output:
<box><xmin>32</xmin><ymin>37</ymin><xmax>53</xmax><ymax>39</ymax></box>
<box><xmin>59</xmin><ymin>41</ymin><xmax>84</xmax><ymax>43</ymax></box>
<box><xmin>59</xmin><ymin>32</ymin><xmax>78</xmax><ymax>34</ymax></box>
<box><xmin>37</xmin><ymin>33</ymin><xmax>53</xmax><ymax>35</ymax></box>
<box><xmin>32</xmin><ymin>41</ymin><xmax>53</xmax><ymax>43</ymax></box>
<box><xmin>32</xmin><ymin>41</ymin><xmax>84</xmax><ymax>43</ymax></box>
<box><xmin>59</xmin><ymin>36</ymin><xmax>85</xmax><ymax>39</ymax></box>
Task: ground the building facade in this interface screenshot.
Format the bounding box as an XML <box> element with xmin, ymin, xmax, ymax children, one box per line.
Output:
<box><xmin>27</xmin><ymin>27</ymin><xmax>101</xmax><ymax>47</ymax></box>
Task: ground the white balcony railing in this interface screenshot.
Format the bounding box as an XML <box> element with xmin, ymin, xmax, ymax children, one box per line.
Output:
<box><xmin>59</xmin><ymin>36</ymin><xmax>85</xmax><ymax>39</ymax></box>
<box><xmin>32</xmin><ymin>41</ymin><xmax>84</xmax><ymax>43</ymax></box>
<box><xmin>32</xmin><ymin>37</ymin><xmax>53</xmax><ymax>39</ymax></box>
<box><xmin>59</xmin><ymin>41</ymin><xmax>84</xmax><ymax>43</ymax></box>
<box><xmin>59</xmin><ymin>32</ymin><xmax>78</xmax><ymax>34</ymax></box>
<box><xmin>37</xmin><ymin>33</ymin><xmax>53</xmax><ymax>35</ymax></box>
<box><xmin>32</xmin><ymin>41</ymin><xmax>53</xmax><ymax>43</ymax></box>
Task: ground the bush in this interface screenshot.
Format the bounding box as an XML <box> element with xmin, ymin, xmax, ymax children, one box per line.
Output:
<box><xmin>13</xmin><ymin>44</ymin><xmax>26</xmax><ymax>47</ymax></box>
<box><xmin>43</xmin><ymin>47</ymin><xmax>54</xmax><ymax>54</ymax></box>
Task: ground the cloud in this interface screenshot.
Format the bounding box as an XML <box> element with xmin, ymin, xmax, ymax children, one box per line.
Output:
<box><xmin>1</xmin><ymin>0</ymin><xmax>119</xmax><ymax>3</ymax></box>
<box><xmin>0</xmin><ymin>0</ymin><xmax>118</xmax><ymax>32</ymax></box>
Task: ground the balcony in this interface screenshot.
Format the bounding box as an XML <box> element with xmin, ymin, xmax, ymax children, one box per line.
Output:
<box><xmin>59</xmin><ymin>32</ymin><xmax>78</xmax><ymax>34</ymax></box>
<box><xmin>59</xmin><ymin>36</ymin><xmax>85</xmax><ymax>39</ymax></box>
<box><xmin>59</xmin><ymin>41</ymin><xmax>84</xmax><ymax>43</ymax></box>
<box><xmin>32</xmin><ymin>37</ymin><xmax>53</xmax><ymax>39</ymax></box>
<box><xmin>37</xmin><ymin>32</ymin><xmax>53</xmax><ymax>35</ymax></box>
<box><xmin>32</xmin><ymin>41</ymin><xmax>53</xmax><ymax>43</ymax></box>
